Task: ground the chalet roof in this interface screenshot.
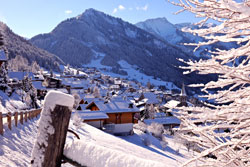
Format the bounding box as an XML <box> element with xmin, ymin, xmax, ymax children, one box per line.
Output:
<box><xmin>143</xmin><ymin>92</ymin><xmax>159</xmax><ymax>104</ymax></box>
<box><xmin>61</xmin><ymin>78</ymin><xmax>86</xmax><ymax>88</ymax></box>
<box><xmin>87</xmin><ymin>99</ymin><xmax>140</xmax><ymax>113</ymax></box>
<box><xmin>74</xmin><ymin>111</ymin><xmax>109</xmax><ymax>120</ymax></box>
<box><xmin>0</xmin><ymin>50</ymin><xmax>7</xmax><ymax>61</ymax></box>
<box><xmin>32</xmin><ymin>81</ymin><xmax>46</xmax><ymax>90</ymax></box>
<box><xmin>77</xmin><ymin>104</ymin><xmax>88</xmax><ymax>110</ymax></box>
<box><xmin>164</xmin><ymin>100</ymin><xmax>180</xmax><ymax>109</ymax></box>
<box><xmin>83</xmin><ymin>96</ymin><xmax>101</xmax><ymax>104</ymax></box>
<box><xmin>131</xmin><ymin>98</ymin><xmax>147</xmax><ymax>107</ymax></box>
<box><xmin>144</xmin><ymin>116</ymin><xmax>181</xmax><ymax>125</ymax></box>
<box><xmin>8</xmin><ymin>71</ymin><xmax>35</xmax><ymax>81</ymax></box>
<box><xmin>34</xmin><ymin>74</ymin><xmax>44</xmax><ymax>80</ymax></box>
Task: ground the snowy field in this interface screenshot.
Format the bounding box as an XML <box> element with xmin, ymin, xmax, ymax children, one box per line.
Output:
<box><xmin>0</xmin><ymin>115</ymin><xmax>189</xmax><ymax>167</ymax></box>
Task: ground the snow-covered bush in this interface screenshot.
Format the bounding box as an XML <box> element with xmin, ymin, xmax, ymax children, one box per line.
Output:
<box><xmin>148</xmin><ymin>104</ymin><xmax>155</xmax><ymax>119</ymax></box>
<box><xmin>72</xmin><ymin>111</ymin><xmax>83</xmax><ymax>130</ymax></box>
<box><xmin>72</xmin><ymin>93</ymin><xmax>80</xmax><ymax>109</ymax></box>
<box><xmin>170</xmin><ymin>0</ymin><xmax>250</xmax><ymax>166</ymax></box>
<box><xmin>133</xmin><ymin>121</ymin><xmax>147</xmax><ymax>132</ymax></box>
<box><xmin>147</xmin><ymin>122</ymin><xmax>164</xmax><ymax>139</ymax></box>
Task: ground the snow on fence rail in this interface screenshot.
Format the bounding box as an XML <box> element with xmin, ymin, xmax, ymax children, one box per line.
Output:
<box><xmin>0</xmin><ymin>108</ymin><xmax>42</xmax><ymax>135</ymax></box>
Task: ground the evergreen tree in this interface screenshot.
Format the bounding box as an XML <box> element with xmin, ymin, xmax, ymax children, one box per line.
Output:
<box><xmin>22</xmin><ymin>75</ymin><xmax>38</xmax><ymax>108</ymax></box>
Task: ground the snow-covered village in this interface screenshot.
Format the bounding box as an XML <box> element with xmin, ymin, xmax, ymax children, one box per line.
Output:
<box><xmin>0</xmin><ymin>0</ymin><xmax>250</xmax><ymax>167</ymax></box>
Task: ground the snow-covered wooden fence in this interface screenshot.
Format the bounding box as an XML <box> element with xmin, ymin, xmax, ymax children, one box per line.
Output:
<box><xmin>0</xmin><ymin>108</ymin><xmax>42</xmax><ymax>135</ymax></box>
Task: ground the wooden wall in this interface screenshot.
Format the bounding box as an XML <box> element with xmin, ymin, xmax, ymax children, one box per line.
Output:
<box><xmin>105</xmin><ymin>112</ymin><xmax>136</xmax><ymax>124</ymax></box>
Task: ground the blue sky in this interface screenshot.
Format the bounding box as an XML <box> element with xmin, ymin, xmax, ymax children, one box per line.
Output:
<box><xmin>0</xmin><ymin>0</ymin><xmax>201</xmax><ymax>38</ymax></box>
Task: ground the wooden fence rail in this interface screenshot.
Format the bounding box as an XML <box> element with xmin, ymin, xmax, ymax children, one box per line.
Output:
<box><xmin>0</xmin><ymin>108</ymin><xmax>42</xmax><ymax>136</ymax></box>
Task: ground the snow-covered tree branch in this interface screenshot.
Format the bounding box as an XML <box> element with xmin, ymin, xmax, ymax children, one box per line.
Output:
<box><xmin>170</xmin><ymin>0</ymin><xmax>250</xmax><ymax>166</ymax></box>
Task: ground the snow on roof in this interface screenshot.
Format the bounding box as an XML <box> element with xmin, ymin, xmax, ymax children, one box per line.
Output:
<box><xmin>144</xmin><ymin>116</ymin><xmax>181</xmax><ymax>125</ymax></box>
<box><xmin>0</xmin><ymin>50</ymin><xmax>7</xmax><ymax>61</ymax></box>
<box><xmin>131</xmin><ymin>98</ymin><xmax>147</xmax><ymax>107</ymax></box>
<box><xmin>138</xmin><ymin>106</ymin><xmax>145</xmax><ymax>111</ymax></box>
<box><xmin>61</xmin><ymin>78</ymin><xmax>85</xmax><ymax>88</ymax></box>
<box><xmin>84</xmin><ymin>94</ymin><xmax>95</xmax><ymax>99</ymax></box>
<box><xmin>8</xmin><ymin>71</ymin><xmax>35</xmax><ymax>81</ymax></box>
<box><xmin>89</xmin><ymin>99</ymin><xmax>140</xmax><ymax>113</ymax></box>
<box><xmin>32</xmin><ymin>81</ymin><xmax>46</xmax><ymax>90</ymax></box>
<box><xmin>84</xmin><ymin>97</ymin><xmax>102</xmax><ymax>104</ymax></box>
<box><xmin>74</xmin><ymin>111</ymin><xmax>109</xmax><ymax>120</ymax></box>
<box><xmin>61</xmin><ymin>78</ymin><xmax>90</xmax><ymax>88</ymax></box>
<box><xmin>78</xmin><ymin>104</ymin><xmax>88</xmax><ymax>110</ymax></box>
<box><xmin>34</xmin><ymin>74</ymin><xmax>44</xmax><ymax>80</ymax></box>
<box><xmin>164</xmin><ymin>100</ymin><xmax>180</xmax><ymax>108</ymax></box>
<box><xmin>143</xmin><ymin>92</ymin><xmax>159</xmax><ymax>104</ymax></box>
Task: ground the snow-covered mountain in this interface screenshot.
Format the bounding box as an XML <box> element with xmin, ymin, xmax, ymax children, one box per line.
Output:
<box><xmin>30</xmin><ymin>8</ymin><xmax>213</xmax><ymax>88</ymax></box>
<box><xmin>0</xmin><ymin>22</ymin><xmax>63</xmax><ymax>71</ymax></box>
<box><xmin>136</xmin><ymin>18</ymin><xmax>183</xmax><ymax>45</ymax></box>
<box><xmin>136</xmin><ymin>18</ymin><xmax>236</xmax><ymax>57</ymax></box>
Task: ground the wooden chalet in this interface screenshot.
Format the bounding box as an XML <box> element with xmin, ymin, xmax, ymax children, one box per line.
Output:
<box><xmin>81</xmin><ymin>99</ymin><xmax>140</xmax><ymax>135</ymax></box>
<box><xmin>43</xmin><ymin>76</ymin><xmax>62</xmax><ymax>88</ymax></box>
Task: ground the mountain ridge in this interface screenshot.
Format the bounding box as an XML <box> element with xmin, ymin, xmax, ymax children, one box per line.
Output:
<box><xmin>30</xmin><ymin>8</ymin><xmax>214</xmax><ymax>88</ymax></box>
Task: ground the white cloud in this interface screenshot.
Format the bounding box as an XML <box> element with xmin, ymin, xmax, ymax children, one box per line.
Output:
<box><xmin>136</xmin><ymin>4</ymin><xmax>149</xmax><ymax>11</ymax></box>
<box><xmin>118</xmin><ymin>5</ymin><xmax>125</xmax><ymax>10</ymax></box>
<box><xmin>113</xmin><ymin>5</ymin><xmax>126</xmax><ymax>14</ymax></box>
<box><xmin>142</xmin><ymin>4</ymin><xmax>148</xmax><ymax>11</ymax></box>
<box><xmin>112</xmin><ymin>8</ymin><xmax>118</xmax><ymax>14</ymax></box>
<box><xmin>65</xmin><ymin>10</ymin><xmax>72</xmax><ymax>14</ymax></box>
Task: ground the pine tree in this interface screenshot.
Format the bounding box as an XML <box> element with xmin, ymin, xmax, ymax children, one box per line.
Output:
<box><xmin>22</xmin><ymin>75</ymin><xmax>37</xmax><ymax>108</ymax></box>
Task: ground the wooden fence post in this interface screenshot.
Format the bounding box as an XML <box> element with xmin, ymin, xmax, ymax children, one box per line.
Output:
<box><xmin>7</xmin><ymin>112</ymin><xmax>11</xmax><ymax>130</ymax></box>
<box><xmin>27</xmin><ymin>111</ymin><xmax>30</xmax><ymax>120</ymax></box>
<box><xmin>31</xmin><ymin>105</ymin><xmax>72</xmax><ymax>167</ymax></box>
<box><xmin>30</xmin><ymin>111</ymin><xmax>33</xmax><ymax>119</ymax></box>
<box><xmin>14</xmin><ymin>112</ymin><xmax>18</xmax><ymax>127</ymax></box>
<box><xmin>25</xmin><ymin>112</ymin><xmax>28</xmax><ymax>122</ymax></box>
<box><xmin>0</xmin><ymin>112</ymin><xmax>3</xmax><ymax>135</ymax></box>
<box><xmin>35</xmin><ymin>110</ymin><xmax>38</xmax><ymax>117</ymax></box>
<box><xmin>20</xmin><ymin>112</ymin><xmax>23</xmax><ymax>125</ymax></box>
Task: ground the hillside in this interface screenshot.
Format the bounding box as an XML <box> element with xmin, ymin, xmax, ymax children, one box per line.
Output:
<box><xmin>30</xmin><ymin>8</ymin><xmax>213</xmax><ymax>88</ymax></box>
<box><xmin>0</xmin><ymin>22</ymin><xmax>64</xmax><ymax>71</ymax></box>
